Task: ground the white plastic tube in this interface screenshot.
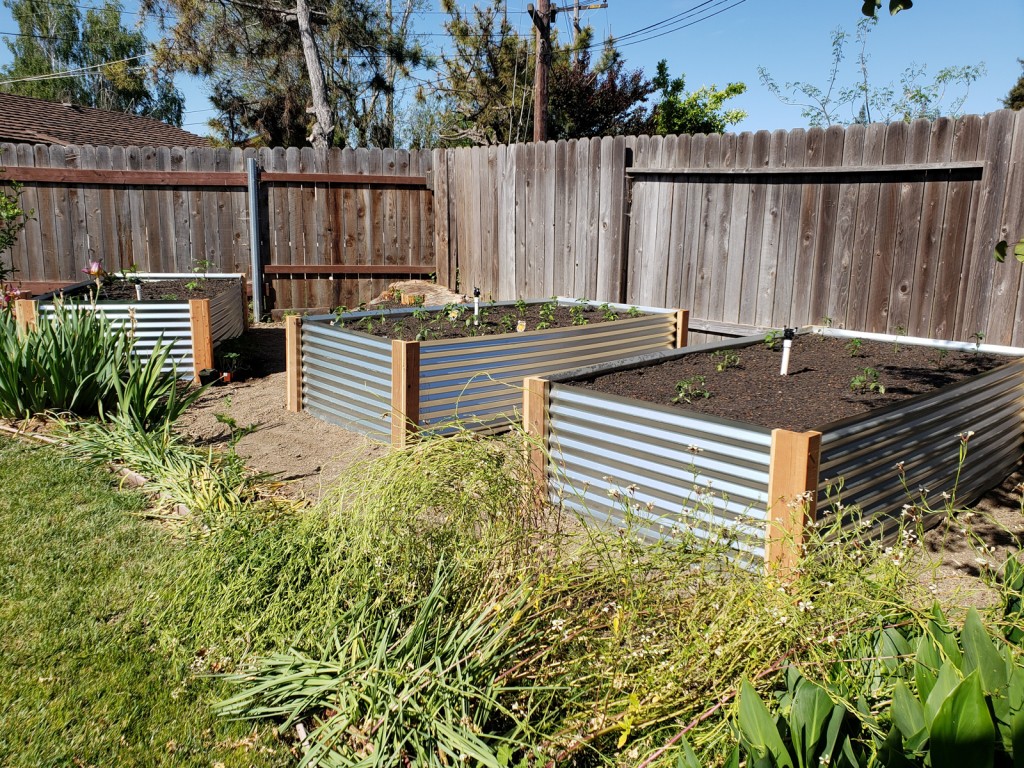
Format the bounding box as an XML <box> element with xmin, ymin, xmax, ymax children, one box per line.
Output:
<box><xmin>780</xmin><ymin>339</ymin><xmax>792</xmax><ymax>375</ymax></box>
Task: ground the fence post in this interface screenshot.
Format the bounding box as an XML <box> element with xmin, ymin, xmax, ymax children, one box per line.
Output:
<box><xmin>188</xmin><ymin>298</ymin><xmax>214</xmax><ymax>383</ymax></box>
<box><xmin>246</xmin><ymin>157</ymin><xmax>264</xmax><ymax>322</ymax></box>
<box><xmin>675</xmin><ymin>308</ymin><xmax>690</xmax><ymax>348</ymax></box>
<box><xmin>765</xmin><ymin>428</ymin><xmax>822</xmax><ymax>573</ymax></box>
<box><xmin>391</xmin><ymin>340</ymin><xmax>421</xmax><ymax>449</ymax></box>
<box><xmin>523</xmin><ymin>376</ymin><xmax>549</xmax><ymax>499</ymax></box>
<box><xmin>285</xmin><ymin>315</ymin><xmax>302</xmax><ymax>412</ymax></box>
<box><xmin>14</xmin><ymin>298</ymin><xmax>38</xmax><ymax>336</ymax></box>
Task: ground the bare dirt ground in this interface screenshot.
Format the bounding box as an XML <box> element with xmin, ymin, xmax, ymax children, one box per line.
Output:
<box><xmin>175</xmin><ymin>323</ymin><xmax>387</xmax><ymax>501</ymax></box>
<box><xmin>179</xmin><ymin>325</ymin><xmax>1023</xmax><ymax>609</ymax></box>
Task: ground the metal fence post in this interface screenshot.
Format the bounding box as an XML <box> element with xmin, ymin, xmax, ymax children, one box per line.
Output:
<box><xmin>246</xmin><ymin>157</ymin><xmax>264</xmax><ymax>322</ymax></box>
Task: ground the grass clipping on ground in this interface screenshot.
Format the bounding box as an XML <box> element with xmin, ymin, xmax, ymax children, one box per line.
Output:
<box><xmin>141</xmin><ymin>427</ymin><xmax>981</xmax><ymax>768</ymax></box>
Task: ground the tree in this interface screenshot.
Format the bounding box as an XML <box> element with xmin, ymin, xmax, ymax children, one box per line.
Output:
<box><xmin>0</xmin><ymin>0</ymin><xmax>183</xmax><ymax>124</ymax></box>
<box><xmin>648</xmin><ymin>60</ymin><xmax>746</xmax><ymax>136</ymax></box>
<box><xmin>145</xmin><ymin>0</ymin><xmax>427</xmax><ymax>147</ymax></box>
<box><xmin>1004</xmin><ymin>59</ymin><xmax>1024</xmax><ymax>110</ymax></box>
<box><xmin>431</xmin><ymin>0</ymin><xmax>533</xmax><ymax>146</ymax></box>
<box><xmin>758</xmin><ymin>17</ymin><xmax>985</xmax><ymax>127</ymax></box>
<box><xmin>861</xmin><ymin>0</ymin><xmax>912</xmax><ymax>16</ymax></box>
<box><xmin>546</xmin><ymin>35</ymin><xmax>654</xmax><ymax>141</ymax></box>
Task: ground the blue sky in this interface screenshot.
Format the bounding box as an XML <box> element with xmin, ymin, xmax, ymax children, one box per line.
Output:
<box><xmin>0</xmin><ymin>0</ymin><xmax>1020</xmax><ymax>138</ymax></box>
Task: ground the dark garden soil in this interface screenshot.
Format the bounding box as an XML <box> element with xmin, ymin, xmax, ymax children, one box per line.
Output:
<box><xmin>59</xmin><ymin>277</ymin><xmax>240</xmax><ymax>302</ymax></box>
<box><xmin>339</xmin><ymin>301</ymin><xmax>645</xmax><ymax>341</ymax></box>
<box><xmin>578</xmin><ymin>335</ymin><xmax>1011</xmax><ymax>432</ymax></box>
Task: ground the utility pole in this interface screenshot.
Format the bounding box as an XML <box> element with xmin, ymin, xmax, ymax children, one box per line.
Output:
<box><xmin>527</xmin><ymin>0</ymin><xmax>555</xmax><ymax>143</ymax></box>
<box><xmin>528</xmin><ymin>1</ymin><xmax>609</xmax><ymax>141</ymax></box>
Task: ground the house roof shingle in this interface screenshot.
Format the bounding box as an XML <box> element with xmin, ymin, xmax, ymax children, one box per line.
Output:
<box><xmin>0</xmin><ymin>92</ymin><xmax>210</xmax><ymax>148</ymax></box>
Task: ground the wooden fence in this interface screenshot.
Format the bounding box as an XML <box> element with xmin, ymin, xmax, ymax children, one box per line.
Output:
<box><xmin>437</xmin><ymin>109</ymin><xmax>1024</xmax><ymax>346</ymax></box>
<box><xmin>0</xmin><ymin>144</ymin><xmax>435</xmax><ymax>310</ymax></box>
<box><xmin>3</xmin><ymin>111</ymin><xmax>1024</xmax><ymax>344</ymax></box>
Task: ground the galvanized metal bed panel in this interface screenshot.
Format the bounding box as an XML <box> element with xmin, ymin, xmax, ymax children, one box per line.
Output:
<box><xmin>546</xmin><ymin>383</ymin><xmax>772</xmax><ymax>560</ymax></box>
<box><xmin>818</xmin><ymin>359</ymin><xmax>1024</xmax><ymax>533</ymax></box>
<box><xmin>417</xmin><ymin>313</ymin><xmax>677</xmax><ymax>433</ymax></box>
<box><xmin>301</xmin><ymin>321</ymin><xmax>393</xmax><ymax>439</ymax></box>
<box><xmin>38</xmin><ymin>301</ymin><xmax>194</xmax><ymax>374</ymax></box>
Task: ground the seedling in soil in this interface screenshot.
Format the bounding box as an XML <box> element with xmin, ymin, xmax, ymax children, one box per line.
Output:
<box><xmin>539</xmin><ymin>301</ymin><xmax>557</xmax><ymax>326</ymax></box>
<box><xmin>569</xmin><ymin>303</ymin><xmax>589</xmax><ymax>326</ymax></box>
<box><xmin>411</xmin><ymin>306</ymin><xmax>430</xmax><ymax>322</ymax></box>
<box><xmin>712</xmin><ymin>349</ymin><xmax>740</xmax><ymax>372</ymax></box>
<box><xmin>763</xmin><ymin>330</ymin><xmax>782</xmax><ymax>350</ymax></box>
<box><xmin>499</xmin><ymin>314</ymin><xmax>517</xmax><ymax>334</ymax></box>
<box><xmin>332</xmin><ymin>306</ymin><xmax>349</xmax><ymax>327</ymax></box>
<box><xmin>971</xmin><ymin>331</ymin><xmax>985</xmax><ymax>353</ymax></box>
<box><xmin>626</xmin><ymin>306</ymin><xmax>643</xmax><ymax>318</ymax></box>
<box><xmin>159</xmin><ymin>293</ymin><xmax>179</xmax><ymax>301</ymax></box>
<box><xmin>415</xmin><ymin>328</ymin><xmax>435</xmax><ymax>341</ymax></box>
<box><xmin>850</xmin><ymin>367</ymin><xmax>885</xmax><ymax>394</ymax></box>
<box><xmin>214</xmin><ymin>405</ymin><xmax>257</xmax><ymax>452</ymax></box>
<box><xmin>514</xmin><ymin>298</ymin><xmax>528</xmax><ymax>316</ymax></box>
<box><xmin>931</xmin><ymin>348</ymin><xmax>949</xmax><ymax>368</ymax></box>
<box><xmin>673</xmin><ymin>376</ymin><xmax>711</xmax><ymax>404</ymax></box>
<box><xmin>893</xmin><ymin>324</ymin><xmax>907</xmax><ymax>352</ymax></box>
<box><xmin>845</xmin><ymin>338</ymin><xmax>863</xmax><ymax>357</ymax></box>
<box><xmin>599</xmin><ymin>303</ymin><xmax>617</xmax><ymax>322</ymax></box>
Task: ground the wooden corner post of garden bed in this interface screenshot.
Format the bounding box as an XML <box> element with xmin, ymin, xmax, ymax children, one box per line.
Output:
<box><xmin>523</xmin><ymin>376</ymin><xmax>549</xmax><ymax>497</ymax></box>
<box><xmin>14</xmin><ymin>299</ymin><xmax>38</xmax><ymax>336</ymax></box>
<box><xmin>188</xmin><ymin>298</ymin><xmax>214</xmax><ymax>383</ymax></box>
<box><xmin>391</xmin><ymin>340</ymin><xmax>421</xmax><ymax>449</ymax></box>
<box><xmin>766</xmin><ymin>428</ymin><xmax>822</xmax><ymax>573</ymax></box>
<box><xmin>675</xmin><ymin>309</ymin><xmax>690</xmax><ymax>348</ymax></box>
<box><xmin>285</xmin><ymin>315</ymin><xmax>302</xmax><ymax>412</ymax></box>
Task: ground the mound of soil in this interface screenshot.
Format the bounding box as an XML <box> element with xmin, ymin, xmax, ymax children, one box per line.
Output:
<box><xmin>59</xmin><ymin>277</ymin><xmax>240</xmax><ymax>302</ymax></box>
<box><xmin>337</xmin><ymin>301</ymin><xmax>648</xmax><ymax>342</ymax></box>
<box><xmin>578</xmin><ymin>335</ymin><xmax>1012</xmax><ymax>432</ymax></box>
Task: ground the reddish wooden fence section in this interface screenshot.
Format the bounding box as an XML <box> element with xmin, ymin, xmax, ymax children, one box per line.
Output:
<box><xmin>438</xmin><ymin>110</ymin><xmax>1024</xmax><ymax>346</ymax></box>
<box><xmin>0</xmin><ymin>145</ymin><xmax>435</xmax><ymax>309</ymax></box>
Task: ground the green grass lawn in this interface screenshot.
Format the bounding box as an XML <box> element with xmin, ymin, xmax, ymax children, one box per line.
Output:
<box><xmin>0</xmin><ymin>436</ymin><xmax>292</xmax><ymax>767</ymax></box>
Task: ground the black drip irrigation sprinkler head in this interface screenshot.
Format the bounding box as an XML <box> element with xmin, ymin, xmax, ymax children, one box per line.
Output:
<box><xmin>472</xmin><ymin>287</ymin><xmax>481</xmax><ymax>325</ymax></box>
<box><xmin>780</xmin><ymin>327</ymin><xmax>796</xmax><ymax>376</ymax></box>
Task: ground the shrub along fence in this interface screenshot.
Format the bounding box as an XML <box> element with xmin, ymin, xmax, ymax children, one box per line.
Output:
<box><xmin>2</xmin><ymin>110</ymin><xmax>1024</xmax><ymax>344</ymax></box>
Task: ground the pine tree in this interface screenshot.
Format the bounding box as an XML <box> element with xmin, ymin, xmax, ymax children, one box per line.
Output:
<box><xmin>1004</xmin><ymin>59</ymin><xmax>1024</xmax><ymax>111</ymax></box>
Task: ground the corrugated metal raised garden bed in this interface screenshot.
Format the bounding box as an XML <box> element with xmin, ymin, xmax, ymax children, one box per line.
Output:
<box><xmin>16</xmin><ymin>273</ymin><xmax>247</xmax><ymax>380</ymax></box>
<box><xmin>523</xmin><ymin>327</ymin><xmax>1024</xmax><ymax>568</ymax></box>
<box><xmin>286</xmin><ymin>299</ymin><xmax>687</xmax><ymax>446</ymax></box>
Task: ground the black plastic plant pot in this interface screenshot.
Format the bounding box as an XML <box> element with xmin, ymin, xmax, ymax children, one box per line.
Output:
<box><xmin>198</xmin><ymin>368</ymin><xmax>220</xmax><ymax>386</ymax></box>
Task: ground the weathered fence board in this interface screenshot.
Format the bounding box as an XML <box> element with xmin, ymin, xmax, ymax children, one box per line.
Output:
<box><xmin>438</xmin><ymin>110</ymin><xmax>1023</xmax><ymax>345</ymax></box>
<box><xmin>3</xmin><ymin>111</ymin><xmax>1024</xmax><ymax>345</ymax></box>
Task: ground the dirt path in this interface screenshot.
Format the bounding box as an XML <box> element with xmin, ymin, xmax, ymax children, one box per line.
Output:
<box><xmin>175</xmin><ymin>324</ymin><xmax>387</xmax><ymax>500</ymax></box>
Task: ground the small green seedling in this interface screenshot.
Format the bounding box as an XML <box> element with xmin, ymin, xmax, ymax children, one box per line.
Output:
<box><xmin>845</xmin><ymin>338</ymin><xmax>863</xmax><ymax>357</ymax></box>
<box><xmin>514</xmin><ymin>298</ymin><xmax>529</xmax><ymax>316</ymax></box>
<box><xmin>712</xmin><ymin>349</ymin><xmax>740</xmax><ymax>372</ymax></box>
<box><xmin>673</xmin><ymin>376</ymin><xmax>711</xmax><ymax>404</ymax></box>
<box><xmin>893</xmin><ymin>324</ymin><xmax>907</xmax><ymax>352</ymax></box>
<box><xmin>971</xmin><ymin>331</ymin><xmax>985</xmax><ymax>354</ymax></box>
<box><xmin>569</xmin><ymin>303</ymin><xmax>589</xmax><ymax>326</ymax></box>
<box><xmin>599</xmin><ymin>302</ymin><xmax>617</xmax><ymax>321</ymax></box>
<box><xmin>539</xmin><ymin>301</ymin><xmax>557</xmax><ymax>326</ymax></box>
<box><xmin>850</xmin><ymin>367</ymin><xmax>885</xmax><ymax>394</ymax></box>
<box><xmin>626</xmin><ymin>306</ymin><xmax>643</xmax><ymax>318</ymax></box>
<box><xmin>932</xmin><ymin>348</ymin><xmax>949</xmax><ymax>368</ymax></box>
<box><xmin>411</xmin><ymin>306</ymin><xmax>430</xmax><ymax>322</ymax></box>
<box><xmin>763</xmin><ymin>330</ymin><xmax>782</xmax><ymax>350</ymax></box>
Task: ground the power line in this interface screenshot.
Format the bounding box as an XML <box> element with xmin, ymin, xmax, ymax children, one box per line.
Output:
<box><xmin>0</xmin><ymin>54</ymin><xmax>146</xmax><ymax>85</ymax></box>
